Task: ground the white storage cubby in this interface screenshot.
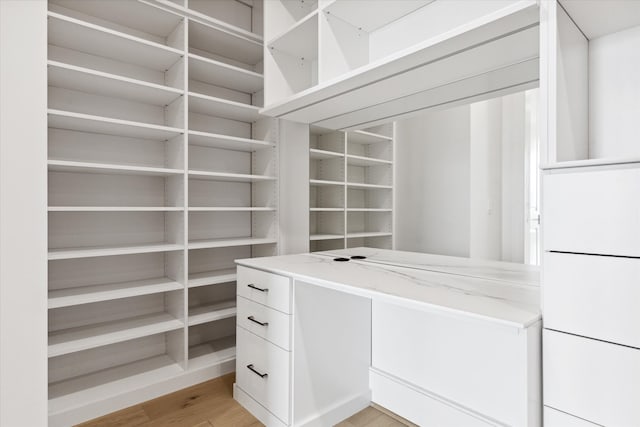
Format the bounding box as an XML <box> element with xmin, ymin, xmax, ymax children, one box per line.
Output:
<box><xmin>543</xmin><ymin>0</ymin><xmax>640</xmax><ymax>166</ymax></box>
<box><xmin>45</xmin><ymin>1</ymin><xmax>277</xmax><ymax>425</ymax></box>
<box><xmin>309</xmin><ymin>124</ymin><xmax>394</xmax><ymax>251</ymax></box>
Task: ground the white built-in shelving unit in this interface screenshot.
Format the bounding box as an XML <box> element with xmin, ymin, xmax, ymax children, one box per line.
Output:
<box><xmin>262</xmin><ymin>0</ymin><xmax>539</xmax><ymax>130</ymax></box>
<box><xmin>46</xmin><ymin>0</ymin><xmax>276</xmax><ymax>425</ymax></box>
<box><xmin>309</xmin><ymin>123</ymin><xmax>394</xmax><ymax>252</ymax></box>
<box><xmin>540</xmin><ymin>2</ymin><xmax>640</xmax><ymax>426</ymax></box>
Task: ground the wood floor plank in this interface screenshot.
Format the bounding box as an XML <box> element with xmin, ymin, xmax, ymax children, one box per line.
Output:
<box><xmin>76</xmin><ymin>406</ymin><xmax>149</xmax><ymax>427</ymax></box>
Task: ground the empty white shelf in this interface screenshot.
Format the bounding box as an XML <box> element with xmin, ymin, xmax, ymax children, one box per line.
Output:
<box><xmin>189</xmin><ymin>53</ymin><xmax>263</xmax><ymax>94</ymax></box>
<box><xmin>188</xmin><ymin>207</ymin><xmax>275</xmax><ymax>212</ymax></box>
<box><xmin>324</xmin><ymin>0</ymin><xmax>432</xmax><ymax>33</ymax></box>
<box><xmin>310</xmin><ymin>208</ymin><xmax>344</xmax><ymax>212</ymax></box>
<box><xmin>48</xmin><ymin>61</ymin><xmax>183</xmax><ymax>106</ymax></box>
<box><xmin>48</xmin><ymin>159</ymin><xmax>184</xmax><ymax>177</ymax></box>
<box><xmin>48</xmin><ymin>206</ymin><xmax>183</xmax><ymax>212</ymax></box>
<box><xmin>189</xmin><ymin>19</ymin><xmax>263</xmax><ymax>66</ymax></box>
<box><xmin>188</xmin><ymin>335</ymin><xmax>236</xmax><ymax>370</ymax></box>
<box><xmin>310</xmin><ymin>179</ymin><xmax>344</xmax><ymax>186</ymax></box>
<box><xmin>267</xmin><ymin>10</ymin><xmax>318</xmax><ymax>59</ymax></box>
<box><xmin>188</xmin><ymin>268</ymin><xmax>237</xmax><ymax>288</ymax></box>
<box><xmin>310</xmin><ymin>149</ymin><xmax>344</xmax><ymax>160</ymax></box>
<box><xmin>348</xmin><ymin>130</ymin><xmax>393</xmax><ymax>144</ymax></box>
<box><xmin>48</xmin><ymin>243</ymin><xmax>184</xmax><ymax>261</ymax></box>
<box><xmin>189</xmin><ymin>92</ymin><xmax>261</xmax><ymax>122</ymax></box>
<box><xmin>188</xmin><ymin>170</ymin><xmax>275</xmax><ymax>182</ymax></box>
<box><xmin>347</xmin><ymin>208</ymin><xmax>392</xmax><ymax>212</ymax></box>
<box><xmin>188</xmin><ymin>237</ymin><xmax>277</xmax><ymax>250</ymax></box>
<box><xmin>347</xmin><ymin>182</ymin><xmax>392</xmax><ymax>190</ymax></box>
<box><xmin>48</xmin><ymin>278</ymin><xmax>183</xmax><ymax>309</ymax></box>
<box><xmin>346</xmin><ymin>154</ymin><xmax>392</xmax><ymax>166</ymax></box>
<box><xmin>48</xmin><ymin>313</ymin><xmax>184</xmax><ymax>357</ymax></box>
<box><xmin>188</xmin><ymin>130</ymin><xmax>274</xmax><ymax>152</ymax></box>
<box><xmin>48</xmin><ymin>12</ymin><xmax>183</xmax><ymax>71</ymax></box>
<box><xmin>48</xmin><ymin>109</ymin><xmax>183</xmax><ymax>141</ymax></box>
<box><xmin>310</xmin><ymin>234</ymin><xmax>344</xmax><ymax>241</ymax></box>
<box><xmin>347</xmin><ymin>232</ymin><xmax>392</xmax><ymax>239</ymax></box>
<box><xmin>188</xmin><ymin>300</ymin><xmax>237</xmax><ymax>326</ymax></box>
<box><xmin>48</xmin><ymin>355</ymin><xmax>183</xmax><ymax>416</ymax></box>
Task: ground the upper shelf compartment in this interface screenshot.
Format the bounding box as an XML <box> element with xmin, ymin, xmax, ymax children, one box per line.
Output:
<box><xmin>261</xmin><ymin>0</ymin><xmax>540</xmax><ymax>130</ymax></box>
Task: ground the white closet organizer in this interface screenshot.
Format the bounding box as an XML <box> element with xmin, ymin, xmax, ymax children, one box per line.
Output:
<box><xmin>262</xmin><ymin>0</ymin><xmax>539</xmax><ymax>130</ymax></box>
<box><xmin>46</xmin><ymin>1</ymin><xmax>276</xmax><ymax>425</ymax></box>
<box><xmin>540</xmin><ymin>2</ymin><xmax>640</xmax><ymax>426</ymax></box>
<box><xmin>309</xmin><ymin>123</ymin><xmax>394</xmax><ymax>252</ymax></box>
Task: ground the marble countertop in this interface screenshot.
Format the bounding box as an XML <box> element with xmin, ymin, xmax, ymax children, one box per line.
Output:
<box><xmin>236</xmin><ymin>249</ymin><xmax>541</xmax><ymax>329</ymax></box>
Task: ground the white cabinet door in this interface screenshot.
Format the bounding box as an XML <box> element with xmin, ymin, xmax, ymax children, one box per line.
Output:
<box><xmin>543</xmin><ymin>166</ymin><xmax>640</xmax><ymax>256</ymax></box>
<box><xmin>544</xmin><ymin>329</ymin><xmax>640</xmax><ymax>427</ymax></box>
<box><xmin>237</xmin><ymin>266</ymin><xmax>292</xmax><ymax>314</ymax></box>
<box><xmin>543</xmin><ymin>251</ymin><xmax>640</xmax><ymax>348</ymax></box>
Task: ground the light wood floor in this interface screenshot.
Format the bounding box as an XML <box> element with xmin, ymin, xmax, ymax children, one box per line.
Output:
<box><xmin>78</xmin><ymin>373</ymin><xmax>410</xmax><ymax>427</ymax></box>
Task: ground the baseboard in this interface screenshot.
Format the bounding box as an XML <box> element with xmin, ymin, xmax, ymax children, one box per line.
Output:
<box><xmin>296</xmin><ymin>391</ymin><xmax>371</xmax><ymax>427</ymax></box>
<box><xmin>49</xmin><ymin>359</ymin><xmax>235</xmax><ymax>427</ymax></box>
<box><xmin>233</xmin><ymin>384</ymin><xmax>288</xmax><ymax>427</ymax></box>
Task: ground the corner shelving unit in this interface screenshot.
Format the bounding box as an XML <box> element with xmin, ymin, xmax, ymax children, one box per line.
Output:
<box><xmin>309</xmin><ymin>123</ymin><xmax>394</xmax><ymax>251</ymax></box>
<box><xmin>46</xmin><ymin>1</ymin><xmax>276</xmax><ymax>426</ymax></box>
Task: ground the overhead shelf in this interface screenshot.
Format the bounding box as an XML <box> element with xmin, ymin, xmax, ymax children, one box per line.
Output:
<box><xmin>188</xmin><ymin>268</ymin><xmax>237</xmax><ymax>288</ymax></box>
<box><xmin>48</xmin><ymin>159</ymin><xmax>184</xmax><ymax>177</ymax></box>
<box><xmin>48</xmin><ymin>109</ymin><xmax>183</xmax><ymax>141</ymax></box>
<box><xmin>310</xmin><ymin>149</ymin><xmax>344</xmax><ymax>160</ymax></box>
<box><xmin>48</xmin><ymin>277</ymin><xmax>183</xmax><ymax>309</ymax></box>
<box><xmin>324</xmin><ymin>0</ymin><xmax>433</xmax><ymax>33</ymax></box>
<box><xmin>48</xmin><ymin>206</ymin><xmax>183</xmax><ymax>212</ymax></box>
<box><xmin>48</xmin><ymin>312</ymin><xmax>184</xmax><ymax>357</ymax></box>
<box><xmin>267</xmin><ymin>10</ymin><xmax>318</xmax><ymax>59</ymax></box>
<box><xmin>261</xmin><ymin>1</ymin><xmax>539</xmax><ymax>129</ymax></box>
<box><xmin>47</xmin><ymin>12</ymin><xmax>184</xmax><ymax>71</ymax></box>
<box><xmin>188</xmin><ymin>237</ymin><xmax>277</xmax><ymax>250</ymax></box>
<box><xmin>347</xmin><ymin>208</ymin><xmax>392</xmax><ymax>212</ymax></box>
<box><xmin>188</xmin><ymin>300</ymin><xmax>237</xmax><ymax>326</ymax></box>
<box><xmin>189</xmin><ymin>92</ymin><xmax>261</xmax><ymax>122</ymax></box>
<box><xmin>188</xmin><ymin>207</ymin><xmax>275</xmax><ymax>212</ymax></box>
<box><xmin>348</xmin><ymin>130</ymin><xmax>392</xmax><ymax>144</ymax></box>
<box><xmin>310</xmin><ymin>208</ymin><xmax>345</xmax><ymax>212</ymax></box>
<box><xmin>189</xmin><ymin>19</ymin><xmax>263</xmax><ymax>66</ymax></box>
<box><xmin>48</xmin><ymin>61</ymin><xmax>183</xmax><ymax>106</ymax></box>
<box><xmin>48</xmin><ymin>242</ymin><xmax>184</xmax><ymax>260</ymax></box>
<box><xmin>188</xmin><ymin>130</ymin><xmax>274</xmax><ymax>152</ymax></box>
<box><xmin>310</xmin><ymin>179</ymin><xmax>344</xmax><ymax>186</ymax></box>
<box><xmin>189</xmin><ymin>54</ymin><xmax>263</xmax><ymax>94</ymax></box>
<box><xmin>188</xmin><ymin>170</ymin><xmax>275</xmax><ymax>182</ymax></box>
<box><xmin>347</xmin><ymin>182</ymin><xmax>392</xmax><ymax>190</ymax></box>
<box><xmin>346</xmin><ymin>154</ymin><xmax>392</xmax><ymax>167</ymax></box>
<box><xmin>310</xmin><ymin>234</ymin><xmax>344</xmax><ymax>241</ymax></box>
<box><xmin>346</xmin><ymin>232</ymin><xmax>392</xmax><ymax>239</ymax></box>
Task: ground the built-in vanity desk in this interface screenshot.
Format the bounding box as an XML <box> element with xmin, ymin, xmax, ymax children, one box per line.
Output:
<box><xmin>234</xmin><ymin>248</ymin><xmax>541</xmax><ymax>427</ymax></box>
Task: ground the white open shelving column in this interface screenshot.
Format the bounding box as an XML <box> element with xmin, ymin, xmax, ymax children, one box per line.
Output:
<box><xmin>45</xmin><ymin>1</ymin><xmax>276</xmax><ymax>425</ymax></box>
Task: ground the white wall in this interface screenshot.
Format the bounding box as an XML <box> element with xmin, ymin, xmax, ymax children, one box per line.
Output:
<box><xmin>0</xmin><ymin>1</ymin><xmax>48</xmax><ymax>425</ymax></box>
<box><xmin>395</xmin><ymin>105</ymin><xmax>471</xmax><ymax>257</ymax></box>
<box><xmin>395</xmin><ymin>92</ymin><xmax>529</xmax><ymax>262</ymax></box>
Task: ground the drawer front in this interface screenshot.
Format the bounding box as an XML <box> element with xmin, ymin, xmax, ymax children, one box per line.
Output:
<box><xmin>544</xmin><ymin>251</ymin><xmax>640</xmax><ymax>348</ymax></box>
<box><xmin>237</xmin><ymin>296</ymin><xmax>291</xmax><ymax>350</ymax></box>
<box><xmin>544</xmin><ymin>407</ymin><xmax>599</xmax><ymax>427</ymax></box>
<box><xmin>544</xmin><ymin>329</ymin><xmax>640</xmax><ymax>426</ymax></box>
<box><xmin>237</xmin><ymin>266</ymin><xmax>291</xmax><ymax>314</ymax></box>
<box><xmin>372</xmin><ymin>301</ymin><xmax>540</xmax><ymax>427</ymax></box>
<box><xmin>236</xmin><ymin>327</ymin><xmax>290</xmax><ymax>424</ymax></box>
<box><xmin>543</xmin><ymin>167</ymin><xmax>640</xmax><ymax>256</ymax></box>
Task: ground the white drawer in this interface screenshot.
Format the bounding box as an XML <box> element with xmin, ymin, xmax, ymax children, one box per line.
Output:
<box><xmin>237</xmin><ymin>296</ymin><xmax>291</xmax><ymax>351</ymax></box>
<box><xmin>544</xmin><ymin>329</ymin><xmax>640</xmax><ymax>427</ymax></box>
<box><xmin>544</xmin><ymin>251</ymin><xmax>640</xmax><ymax>348</ymax></box>
<box><xmin>237</xmin><ymin>266</ymin><xmax>291</xmax><ymax>314</ymax></box>
<box><xmin>544</xmin><ymin>407</ymin><xmax>599</xmax><ymax>427</ymax></box>
<box><xmin>236</xmin><ymin>327</ymin><xmax>290</xmax><ymax>424</ymax></box>
<box><xmin>543</xmin><ymin>167</ymin><xmax>640</xmax><ymax>256</ymax></box>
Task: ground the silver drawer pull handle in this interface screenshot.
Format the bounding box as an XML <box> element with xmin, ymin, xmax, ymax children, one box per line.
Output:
<box><xmin>247</xmin><ymin>316</ymin><xmax>269</xmax><ymax>326</ymax></box>
<box><xmin>247</xmin><ymin>364</ymin><xmax>268</xmax><ymax>378</ymax></box>
<box><xmin>247</xmin><ymin>283</ymin><xmax>269</xmax><ymax>292</ymax></box>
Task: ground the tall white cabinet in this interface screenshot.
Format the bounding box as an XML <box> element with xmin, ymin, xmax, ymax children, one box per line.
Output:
<box><xmin>540</xmin><ymin>1</ymin><xmax>640</xmax><ymax>426</ymax></box>
<box><xmin>45</xmin><ymin>1</ymin><xmax>277</xmax><ymax>425</ymax></box>
<box><xmin>309</xmin><ymin>124</ymin><xmax>394</xmax><ymax>252</ymax></box>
